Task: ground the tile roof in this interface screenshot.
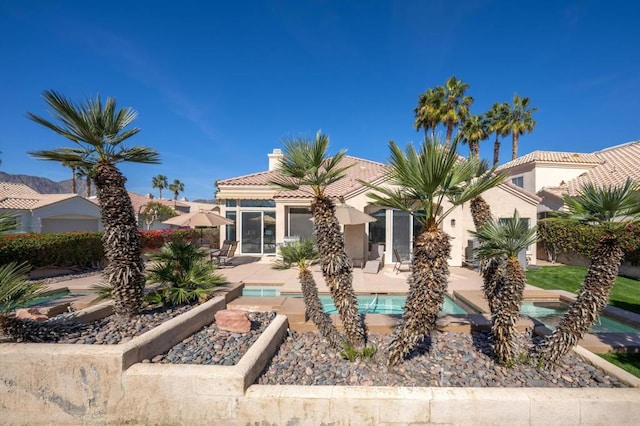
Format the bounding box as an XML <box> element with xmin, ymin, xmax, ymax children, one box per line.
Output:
<box><xmin>539</xmin><ymin>141</ymin><xmax>640</xmax><ymax>198</ymax></box>
<box><xmin>217</xmin><ymin>155</ymin><xmax>389</xmax><ymax>199</ymax></box>
<box><xmin>498</xmin><ymin>150</ymin><xmax>603</xmax><ymax>171</ymax></box>
<box><xmin>0</xmin><ymin>182</ymin><xmax>40</xmax><ymax>198</ymax></box>
<box><xmin>128</xmin><ymin>192</ymin><xmax>190</xmax><ymax>214</ymax></box>
<box><xmin>0</xmin><ymin>185</ymin><xmax>78</xmax><ymax>209</ymax></box>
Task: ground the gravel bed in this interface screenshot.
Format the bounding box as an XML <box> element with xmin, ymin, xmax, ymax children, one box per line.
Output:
<box><xmin>31</xmin><ymin>268</ymin><xmax>103</xmax><ymax>285</ymax></box>
<box><xmin>257</xmin><ymin>330</ymin><xmax>629</xmax><ymax>388</ymax></box>
<box><xmin>6</xmin><ymin>304</ymin><xmax>193</xmax><ymax>344</ymax></box>
<box><xmin>145</xmin><ymin>311</ymin><xmax>275</xmax><ymax>365</ymax></box>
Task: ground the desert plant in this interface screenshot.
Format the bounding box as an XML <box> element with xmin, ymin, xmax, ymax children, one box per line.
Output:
<box><xmin>145</xmin><ymin>240</ymin><xmax>226</xmax><ymax>306</ymax></box>
<box><xmin>0</xmin><ymin>262</ymin><xmax>46</xmax><ymax>337</ymax></box>
<box><xmin>279</xmin><ymin>239</ymin><xmax>345</xmax><ymax>349</ymax></box>
<box><xmin>28</xmin><ymin>90</ymin><xmax>160</xmax><ymax>316</ymax></box>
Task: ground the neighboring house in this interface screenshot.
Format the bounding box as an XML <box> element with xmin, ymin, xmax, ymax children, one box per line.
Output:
<box><xmin>0</xmin><ymin>182</ymin><xmax>102</xmax><ymax>233</ymax></box>
<box><xmin>499</xmin><ymin>141</ymin><xmax>640</xmax><ymax>218</ymax></box>
<box><xmin>127</xmin><ymin>192</ymin><xmax>191</xmax><ymax>230</ymax></box>
<box><xmin>215</xmin><ymin>149</ymin><xmax>540</xmax><ymax>267</ymax></box>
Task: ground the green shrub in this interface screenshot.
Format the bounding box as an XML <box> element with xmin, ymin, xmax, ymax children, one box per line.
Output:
<box><xmin>538</xmin><ymin>219</ymin><xmax>640</xmax><ymax>265</ymax></box>
<box><xmin>0</xmin><ymin>232</ymin><xmax>103</xmax><ymax>267</ymax></box>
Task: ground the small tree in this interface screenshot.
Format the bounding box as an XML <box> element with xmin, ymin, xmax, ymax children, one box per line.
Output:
<box><xmin>141</xmin><ymin>201</ymin><xmax>177</xmax><ymax>230</ymax></box>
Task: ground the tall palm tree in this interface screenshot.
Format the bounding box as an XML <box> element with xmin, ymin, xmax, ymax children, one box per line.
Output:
<box><xmin>62</xmin><ymin>160</ymin><xmax>78</xmax><ymax>194</ymax></box>
<box><xmin>270</xmin><ymin>132</ymin><xmax>366</xmax><ymax>347</ymax></box>
<box><xmin>414</xmin><ymin>87</ymin><xmax>444</xmax><ymax>140</ymax></box>
<box><xmin>75</xmin><ymin>164</ymin><xmax>95</xmax><ymax>198</ymax></box>
<box><xmin>364</xmin><ymin>136</ymin><xmax>505</xmax><ymax>366</ymax></box>
<box><xmin>486</xmin><ymin>102</ymin><xmax>509</xmax><ymax>166</ymax></box>
<box><xmin>535</xmin><ymin>179</ymin><xmax>640</xmax><ymax>365</ymax></box>
<box><xmin>152</xmin><ymin>174</ymin><xmax>168</xmax><ymax>199</ymax></box>
<box><xmin>505</xmin><ymin>95</ymin><xmax>537</xmax><ymax>160</ymax></box>
<box><xmin>441</xmin><ymin>76</ymin><xmax>473</xmax><ymax>148</ymax></box>
<box><xmin>27</xmin><ymin>90</ymin><xmax>160</xmax><ymax>316</ymax></box>
<box><xmin>459</xmin><ymin>113</ymin><xmax>489</xmax><ymax>158</ymax></box>
<box><xmin>471</xmin><ymin>210</ymin><xmax>538</xmax><ymax>365</ymax></box>
<box><xmin>169</xmin><ymin>179</ymin><xmax>185</xmax><ymax>201</ymax></box>
<box><xmin>279</xmin><ymin>239</ymin><xmax>345</xmax><ymax>349</ymax></box>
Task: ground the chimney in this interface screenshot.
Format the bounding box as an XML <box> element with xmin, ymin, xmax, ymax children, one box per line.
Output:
<box><xmin>268</xmin><ymin>148</ymin><xmax>284</xmax><ymax>171</ymax></box>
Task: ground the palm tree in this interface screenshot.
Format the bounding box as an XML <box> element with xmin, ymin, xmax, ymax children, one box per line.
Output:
<box><xmin>270</xmin><ymin>131</ymin><xmax>366</xmax><ymax>347</ymax></box>
<box><xmin>505</xmin><ymin>95</ymin><xmax>537</xmax><ymax>160</ymax></box>
<box><xmin>27</xmin><ymin>90</ymin><xmax>160</xmax><ymax>316</ymax></box>
<box><xmin>279</xmin><ymin>239</ymin><xmax>345</xmax><ymax>349</ymax></box>
<box><xmin>364</xmin><ymin>136</ymin><xmax>505</xmax><ymax>366</ymax></box>
<box><xmin>459</xmin><ymin>113</ymin><xmax>489</xmax><ymax>158</ymax></box>
<box><xmin>152</xmin><ymin>174</ymin><xmax>168</xmax><ymax>199</ymax></box>
<box><xmin>62</xmin><ymin>160</ymin><xmax>78</xmax><ymax>194</ymax></box>
<box><xmin>441</xmin><ymin>76</ymin><xmax>473</xmax><ymax>148</ymax></box>
<box><xmin>471</xmin><ymin>210</ymin><xmax>538</xmax><ymax>365</ymax></box>
<box><xmin>486</xmin><ymin>102</ymin><xmax>509</xmax><ymax>166</ymax></box>
<box><xmin>535</xmin><ymin>179</ymin><xmax>640</xmax><ymax>365</ymax></box>
<box><xmin>168</xmin><ymin>179</ymin><xmax>185</xmax><ymax>202</ymax></box>
<box><xmin>75</xmin><ymin>164</ymin><xmax>95</xmax><ymax>198</ymax></box>
<box><xmin>414</xmin><ymin>87</ymin><xmax>444</xmax><ymax>140</ymax></box>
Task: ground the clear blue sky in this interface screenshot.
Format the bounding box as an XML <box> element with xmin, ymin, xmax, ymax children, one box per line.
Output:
<box><xmin>1</xmin><ymin>1</ymin><xmax>638</xmax><ymax>201</ymax></box>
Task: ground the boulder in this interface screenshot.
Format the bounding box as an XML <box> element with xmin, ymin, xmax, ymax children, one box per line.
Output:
<box><xmin>15</xmin><ymin>308</ymin><xmax>48</xmax><ymax>322</ymax></box>
<box><xmin>215</xmin><ymin>309</ymin><xmax>251</xmax><ymax>333</ymax></box>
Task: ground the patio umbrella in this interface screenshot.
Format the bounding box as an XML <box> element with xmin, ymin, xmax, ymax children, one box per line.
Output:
<box><xmin>333</xmin><ymin>204</ymin><xmax>376</xmax><ymax>225</ymax></box>
<box><xmin>163</xmin><ymin>211</ymin><xmax>234</xmax><ymax>242</ymax></box>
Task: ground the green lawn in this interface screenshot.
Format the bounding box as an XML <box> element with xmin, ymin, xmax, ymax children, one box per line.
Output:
<box><xmin>525</xmin><ymin>265</ymin><xmax>640</xmax><ymax>315</ymax></box>
<box><xmin>598</xmin><ymin>353</ymin><xmax>640</xmax><ymax>378</ymax></box>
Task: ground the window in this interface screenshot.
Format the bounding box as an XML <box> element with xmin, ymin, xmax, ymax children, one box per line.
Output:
<box><xmin>511</xmin><ymin>176</ymin><xmax>524</xmax><ymax>188</ymax></box>
<box><xmin>225</xmin><ymin>211</ymin><xmax>237</xmax><ymax>241</ymax></box>
<box><xmin>288</xmin><ymin>208</ymin><xmax>313</xmax><ymax>239</ymax></box>
<box><xmin>225</xmin><ymin>200</ymin><xmax>237</xmax><ymax>208</ymax></box>
<box><xmin>240</xmin><ymin>200</ymin><xmax>276</xmax><ymax>208</ymax></box>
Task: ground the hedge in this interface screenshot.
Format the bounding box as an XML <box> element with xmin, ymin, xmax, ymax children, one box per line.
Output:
<box><xmin>538</xmin><ymin>218</ymin><xmax>640</xmax><ymax>265</ymax></box>
<box><xmin>0</xmin><ymin>229</ymin><xmax>200</xmax><ymax>268</ymax></box>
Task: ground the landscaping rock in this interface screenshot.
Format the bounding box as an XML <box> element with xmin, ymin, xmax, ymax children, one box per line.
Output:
<box><xmin>15</xmin><ymin>308</ymin><xmax>48</xmax><ymax>322</ymax></box>
<box><xmin>215</xmin><ymin>309</ymin><xmax>251</xmax><ymax>333</ymax></box>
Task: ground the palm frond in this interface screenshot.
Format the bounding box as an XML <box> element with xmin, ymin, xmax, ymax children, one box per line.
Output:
<box><xmin>471</xmin><ymin>209</ymin><xmax>538</xmax><ymax>260</ymax></box>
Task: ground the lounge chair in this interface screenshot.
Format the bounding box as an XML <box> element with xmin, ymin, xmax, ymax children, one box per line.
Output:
<box><xmin>363</xmin><ymin>243</ymin><xmax>384</xmax><ymax>274</ymax></box>
<box><xmin>211</xmin><ymin>240</ymin><xmax>233</xmax><ymax>264</ymax></box>
<box><xmin>393</xmin><ymin>248</ymin><xmax>412</xmax><ymax>274</ymax></box>
<box><xmin>217</xmin><ymin>241</ymin><xmax>238</xmax><ymax>266</ymax></box>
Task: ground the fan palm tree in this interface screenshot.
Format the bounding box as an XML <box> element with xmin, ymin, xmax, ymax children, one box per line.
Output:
<box><xmin>27</xmin><ymin>90</ymin><xmax>160</xmax><ymax>316</ymax></box>
<box><xmin>459</xmin><ymin>113</ymin><xmax>489</xmax><ymax>158</ymax></box>
<box><xmin>535</xmin><ymin>179</ymin><xmax>640</xmax><ymax>365</ymax></box>
<box><xmin>441</xmin><ymin>76</ymin><xmax>473</xmax><ymax>148</ymax></box>
<box><xmin>62</xmin><ymin>160</ymin><xmax>78</xmax><ymax>194</ymax></box>
<box><xmin>363</xmin><ymin>136</ymin><xmax>505</xmax><ymax>366</ymax></box>
<box><xmin>471</xmin><ymin>210</ymin><xmax>538</xmax><ymax>365</ymax></box>
<box><xmin>75</xmin><ymin>164</ymin><xmax>95</xmax><ymax>198</ymax></box>
<box><xmin>279</xmin><ymin>239</ymin><xmax>345</xmax><ymax>349</ymax></box>
<box><xmin>270</xmin><ymin>132</ymin><xmax>366</xmax><ymax>347</ymax></box>
<box><xmin>414</xmin><ymin>87</ymin><xmax>444</xmax><ymax>140</ymax></box>
<box><xmin>505</xmin><ymin>95</ymin><xmax>537</xmax><ymax>160</ymax></box>
<box><xmin>152</xmin><ymin>174</ymin><xmax>168</xmax><ymax>199</ymax></box>
<box><xmin>486</xmin><ymin>102</ymin><xmax>509</xmax><ymax>166</ymax></box>
<box><xmin>169</xmin><ymin>179</ymin><xmax>185</xmax><ymax>201</ymax></box>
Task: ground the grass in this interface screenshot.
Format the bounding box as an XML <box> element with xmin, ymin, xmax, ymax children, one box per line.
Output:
<box><xmin>598</xmin><ymin>353</ymin><xmax>640</xmax><ymax>378</ymax></box>
<box><xmin>525</xmin><ymin>265</ymin><xmax>640</xmax><ymax>315</ymax></box>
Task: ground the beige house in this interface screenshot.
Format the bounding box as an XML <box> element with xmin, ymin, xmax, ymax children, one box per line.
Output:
<box><xmin>499</xmin><ymin>141</ymin><xmax>640</xmax><ymax>218</ymax></box>
<box><xmin>0</xmin><ymin>182</ymin><xmax>102</xmax><ymax>233</ymax></box>
<box><xmin>215</xmin><ymin>149</ymin><xmax>540</xmax><ymax>267</ymax></box>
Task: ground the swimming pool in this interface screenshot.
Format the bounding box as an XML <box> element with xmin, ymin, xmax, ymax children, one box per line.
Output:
<box><xmin>520</xmin><ymin>301</ymin><xmax>640</xmax><ymax>334</ymax></box>
<box><xmin>242</xmin><ymin>286</ymin><xmax>281</xmax><ymax>297</ymax></box>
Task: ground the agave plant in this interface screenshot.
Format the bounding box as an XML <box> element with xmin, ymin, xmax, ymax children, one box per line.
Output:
<box><xmin>535</xmin><ymin>179</ymin><xmax>640</xmax><ymax>365</ymax></box>
<box><xmin>280</xmin><ymin>239</ymin><xmax>345</xmax><ymax>349</ymax></box>
<box><xmin>0</xmin><ymin>262</ymin><xmax>46</xmax><ymax>338</ymax></box>
<box><xmin>145</xmin><ymin>240</ymin><xmax>226</xmax><ymax>306</ymax></box>
<box><xmin>471</xmin><ymin>210</ymin><xmax>538</xmax><ymax>365</ymax></box>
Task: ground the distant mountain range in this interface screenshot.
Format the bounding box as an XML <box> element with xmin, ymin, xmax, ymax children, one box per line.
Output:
<box><xmin>0</xmin><ymin>171</ymin><xmax>95</xmax><ymax>196</ymax></box>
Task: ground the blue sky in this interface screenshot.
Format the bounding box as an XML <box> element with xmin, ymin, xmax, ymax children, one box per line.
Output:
<box><xmin>1</xmin><ymin>1</ymin><xmax>638</xmax><ymax>201</ymax></box>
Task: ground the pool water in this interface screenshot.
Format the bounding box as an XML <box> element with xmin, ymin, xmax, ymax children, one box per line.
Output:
<box><xmin>520</xmin><ymin>301</ymin><xmax>640</xmax><ymax>334</ymax></box>
<box><xmin>319</xmin><ymin>294</ymin><xmax>467</xmax><ymax>315</ymax></box>
<box><xmin>243</xmin><ymin>286</ymin><xmax>280</xmax><ymax>297</ymax></box>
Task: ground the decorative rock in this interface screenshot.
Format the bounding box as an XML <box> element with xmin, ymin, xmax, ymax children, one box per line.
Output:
<box><xmin>15</xmin><ymin>308</ymin><xmax>48</xmax><ymax>322</ymax></box>
<box><xmin>214</xmin><ymin>309</ymin><xmax>251</xmax><ymax>333</ymax></box>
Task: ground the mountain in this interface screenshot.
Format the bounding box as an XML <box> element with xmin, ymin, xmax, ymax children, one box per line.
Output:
<box><xmin>0</xmin><ymin>171</ymin><xmax>67</xmax><ymax>193</ymax></box>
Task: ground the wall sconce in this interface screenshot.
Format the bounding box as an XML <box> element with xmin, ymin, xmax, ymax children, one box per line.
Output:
<box><xmin>450</xmin><ymin>219</ymin><xmax>456</xmax><ymax>228</ymax></box>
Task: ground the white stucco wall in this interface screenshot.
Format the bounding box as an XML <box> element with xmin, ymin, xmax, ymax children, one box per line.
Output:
<box><xmin>533</xmin><ymin>164</ymin><xmax>593</xmax><ymax>192</ymax></box>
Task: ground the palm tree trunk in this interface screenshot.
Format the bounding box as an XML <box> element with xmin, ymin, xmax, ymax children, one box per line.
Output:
<box><xmin>312</xmin><ymin>196</ymin><xmax>366</xmax><ymax>347</ymax></box>
<box><xmin>94</xmin><ymin>162</ymin><xmax>145</xmax><ymax>316</ymax></box>
<box><xmin>86</xmin><ymin>177</ymin><xmax>92</xmax><ymax>198</ymax></box>
<box><xmin>470</xmin><ymin>196</ymin><xmax>492</xmax><ymax>231</ymax></box>
<box><xmin>445</xmin><ymin>124</ymin><xmax>453</xmax><ymax>148</ymax></box>
<box><xmin>511</xmin><ymin>132</ymin><xmax>519</xmax><ymax>160</ymax></box>
<box><xmin>71</xmin><ymin>166</ymin><xmax>76</xmax><ymax>194</ymax></box>
<box><xmin>387</xmin><ymin>227</ymin><xmax>450</xmax><ymax>366</ymax></box>
<box><xmin>535</xmin><ymin>234</ymin><xmax>624</xmax><ymax>365</ymax></box>
<box><xmin>493</xmin><ymin>134</ymin><xmax>500</xmax><ymax>166</ymax></box>
<box><xmin>299</xmin><ymin>268</ymin><xmax>345</xmax><ymax>349</ymax></box>
<box><xmin>491</xmin><ymin>257</ymin><xmax>526</xmax><ymax>364</ymax></box>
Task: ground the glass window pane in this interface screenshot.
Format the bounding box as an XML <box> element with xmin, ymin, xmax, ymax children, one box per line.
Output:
<box><xmin>393</xmin><ymin>210</ymin><xmax>411</xmax><ymax>260</ymax></box>
<box><xmin>225</xmin><ymin>211</ymin><xmax>237</xmax><ymax>241</ymax></box>
<box><xmin>368</xmin><ymin>209</ymin><xmax>386</xmax><ymax>245</ymax></box>
<box><xmin>263</xmin><ymin>212</ymin><xmax>276</xmax><ymax>253</ymax></box>
<box><xmin>241</xmin><ymin>212</ymin><xmax>262</xmax><ymax>253</ymax></box>
<box><xmin>225</xmin><ymin>200</ymin><xmax>237</xmax><ymax>208</ymax></box>
<box><xmin>289</xmin><ymin>208</ymin><xmax>313</xmax><ymax>239</ymax></box>
<box><xmin>240</xmin><ymin>200</ymin><xmax>275</xmax><ymax>208</ymax></box>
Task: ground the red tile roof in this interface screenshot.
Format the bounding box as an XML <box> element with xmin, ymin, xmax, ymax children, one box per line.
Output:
<box><xmin>498</xmin><ymin>150</ymin><xmax>603</xmax><ymax>171</ymax></box>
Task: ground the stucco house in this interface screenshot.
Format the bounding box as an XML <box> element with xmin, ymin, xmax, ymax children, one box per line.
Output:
<box><xmin>0</xmin><ymin>182</ymin><xmax>102</xmax><ymax>233</ymax></box>
<box><xmin>215</xmin><ymin>149</ymin><xmax>540</xmax><ymax>267</ymax></box>
<box><xmin>499</xmin><ymin>141</ymin><xmax>640</xmax><ymax>218</ymax></box>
